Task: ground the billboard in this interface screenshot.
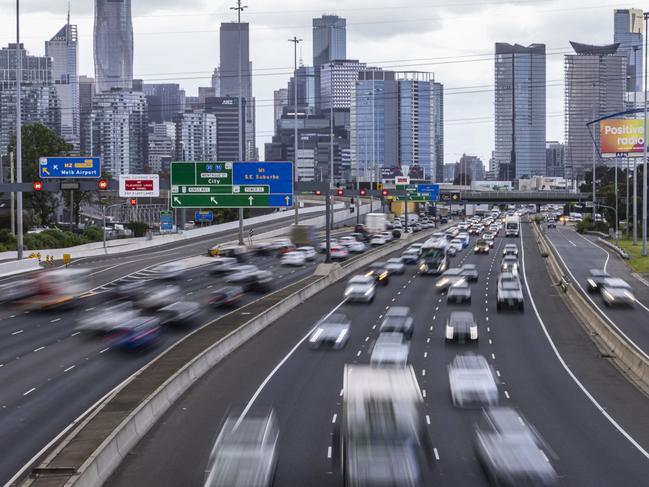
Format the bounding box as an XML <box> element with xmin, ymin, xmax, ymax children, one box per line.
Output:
<box><xmin>119</xmin><ymin>174</ymin><xmax>160</xmax><ymax>197</ymax></box>
<box><xmin>600</xmin><ymin>119</ymin><xmax>645</xmax><ymax>155</ymax></box>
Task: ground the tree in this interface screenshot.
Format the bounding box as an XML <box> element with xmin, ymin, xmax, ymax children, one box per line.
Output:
<box><xmin>7</xmin><ymin>123</ymin><xmax>72</xmax><ymax>227</ymax></box>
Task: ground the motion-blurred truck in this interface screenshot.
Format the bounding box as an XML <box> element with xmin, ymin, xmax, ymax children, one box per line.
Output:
<box><xmin>365</xmin><ymin>213</ymin><xmax>387</xmax><ymax>236</ymax></box>
<box><xmin>289</xmin><ymin>224</ymin><xmax>315</xmax><ymax>247</ymax></box>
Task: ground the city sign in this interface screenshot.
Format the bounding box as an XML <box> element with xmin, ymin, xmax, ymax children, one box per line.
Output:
<box><xmin>599</xmin><ymin>119</ymin><xmax>645</xmax><ymax>156</ymax></box>
<box><xmin>39</xmin><ymin>157</ymin><xmax>101</xmax><ymax>178</ymax></box>
<box><xmin>119</xmin><ymin>174</ymin><xmax>160</xmax><ymax>197</ymax></box>
<box><xmin>170</xmin><ymin>161</ymin><xmax>293</xmax><ymax>208</ymax></box>
<box><xmin>417</xmin><ymin>184</ymin><xmax>440</xmax><ymax>201</ymax></box>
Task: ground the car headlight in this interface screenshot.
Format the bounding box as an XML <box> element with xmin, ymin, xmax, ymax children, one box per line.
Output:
<box><xmin>379</xmin><ymin>272</ymin><xmax>388</xmax><ymax>280</ymax></box>
<box><xmin>436</xmin><ymin>278</ymin><xmax>449</xmax><ymax>287</ymax></box>
<box><xmin>474</xmin><ymin>246</ymin><xmax>479</xmax><ymax>251</ymax></box>
<box><xmin>445</xmin><ymin>326</ymin><xmax>454</xmax><ymax>340</ymax></box>
<box><xmin>470</xmin><ymin>327</ymin><xmax>478</xmax><ymax>340</ymax></box>
<box><xmin>309</xmin><ymin>328</ymin><xmax>323</xmax><ymax>343</ymax></box>
<box><xmin>419</xmin><ymin>264</ymin><xmax>427</xmax><ymax>271</ymax></box>
<box><xmin>335</xmin><ymin>330</ymin><xmax>348</xmax><ymax>343</ymax></box>
<box><xmin>624</xmin><ymin>291</ymin><xmax>635</xmax><ymax>301</ymax></box>
<box><xmin>364</xmin><ymin>288</ymin><xmax>373</xmax><ymax>296</ymax></box>
<box><xmin>603</xmin><ymin>290</ymin><xmax>614</xmax><ymax>301</ymax></box>
<box><xmin>587</xmin><ymin>279</ymin><xmax>596</xmax><ymax>288</ymax></box>
<box><xmin>344</xmin><ymin>288</ymin><xmax>352</xmax><ymax>296</ymax></box>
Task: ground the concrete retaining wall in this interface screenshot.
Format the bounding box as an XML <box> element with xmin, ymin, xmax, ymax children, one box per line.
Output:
<box><xmin>0</xmin><ymin>258</ymin><xmax>41</xmax><ymax>278</ymax></box>
<box><xmin>533</xmin><ymin>222</ymin><xmax>649</xmax><ymax>395</ymax></box>
<box><xmin>596</xmin><ymin>237</ymin><xmax>630</xmax><ymax>260</ymax></box>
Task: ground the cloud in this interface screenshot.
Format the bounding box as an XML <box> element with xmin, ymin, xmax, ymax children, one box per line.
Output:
<box><xmin>0</xmin><ymin>0</ymin><xmax>206</xmax><ymax>17</ymax></box>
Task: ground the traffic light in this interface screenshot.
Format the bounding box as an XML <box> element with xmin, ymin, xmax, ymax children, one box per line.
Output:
<box><xmin>381</xmin><ymin>189</ymin><xmax>389</xmax><ymax>197</ymax></box>
<box><xmin>98</xmin><ymin>179</ymin><xmax>108</xmax><ymax>190</ymax></box>
<box><xmin>130</xmin><ymin>198</ymin><xmax>137</xmax><ymax>206</ymax></box>
<box><xmin>314</xmin><ymin>190</ymin><xmax>322</xmax><ymax>196</ymax></box>
<box><xmin>336</xmin><ymin>189</ymin><xmax>344</xmax><ymax>197</ymax></box>
<box><xmin>33</xmin><ymin>181</ymin><xmax>43</xmax><ymax>191</ymax></box>
<box><xmin>359</xmin><ymin>188</ymin><xmax>367</xmax><ymax>196</ymax></box>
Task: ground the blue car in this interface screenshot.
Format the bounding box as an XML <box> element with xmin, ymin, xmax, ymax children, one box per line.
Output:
<box><xmin>112</xmin><ymin>316</ymin><xmax>161</xmax><ymax>350</ymax></box>
<box><xmin>457</xmin><ymin>233</ymin><xmax>470</xmax><ymax>249</ymax></box>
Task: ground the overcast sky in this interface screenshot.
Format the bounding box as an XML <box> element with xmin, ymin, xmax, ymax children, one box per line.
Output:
<box><xmin>3</xmin><ymin>0</ymin><xmax>648</xmax><ymax>167</ymax></box>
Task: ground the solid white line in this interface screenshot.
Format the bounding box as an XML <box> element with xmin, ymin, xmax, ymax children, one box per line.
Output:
<box><xmin>33</xmin><ymin>346</ymin><xmax>45</xmax><ymax>352</ymax></box>
<box><xmin>64</xmin><ymin>365</ymin><xmax>76</xmax><ymax>373</ymax></box>
<box><xmin>23</xmin><ymin>388</ymin><xmax>36</xmax><ymax>396</ymax></box>
<box><xmin>327</xmin><ymin>446</ymin><xmax>332</xmax><ymax>459</ymax></box>
<box><xmin>504</xmin><ymin>390</ymin><xmax>510</xmax><ymax>399</ymax></box>
<box><xmin>522</xmin><ymin>224</ymin><xmax>649</xmax><ymax>460</ymax></box>
<box><xmin>332</xmin><ymin>413</ymin><xmax>337</xmax><ymax>423</ymax></box>
<box><xmin>433</xmin><ymin>447</ymin><xmax>440</xmax><ymax>460</ymax></box>
<box><xmin>426</xmin><ymin>415</ymin><xmax>431</xmax><ymax>425</ymax></box>
<box><xmin>235</xmin><ymin>299</ymin><xmax>347</xmax><ymax>428</ymax></box>
<box><xmin>11</xmin><ymin>330</ymin><xmax>23</xmax><ymax>336</ymax></box>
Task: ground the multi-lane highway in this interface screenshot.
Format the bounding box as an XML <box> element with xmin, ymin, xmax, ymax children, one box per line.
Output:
<box><xmin>0</xmin><ymin>209</ymin><xmax>363</xmax><ymax>486</ymax></box>
<box><xmin>107</xmin><ymin>219</ymin><xmax>649</xmax><ymax>486</ymax></box>
<box><xmin>544</xmin><ymin>224</ymin><xmax>649</xmax><ymax>360</ymax></box>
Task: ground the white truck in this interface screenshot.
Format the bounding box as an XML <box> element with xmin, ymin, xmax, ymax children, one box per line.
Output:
<box><xmin>337</xmin><ymin>365</ymin><xmax>432</xmax><ymax>486</ymax></box>
<box><xmin>365</xmin><ymin>213</ymin><xmax>387</xmax><ymax>235</ymax></box>
<box><xmin>505</xmin><ymin>215</ymin><xmax>520</xmax><ymax>237</ymax></box>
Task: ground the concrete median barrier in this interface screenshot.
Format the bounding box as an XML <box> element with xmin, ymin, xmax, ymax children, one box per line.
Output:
<box><xmin>22</xmin><ymin>226</ymin><xmax>442</xmax><ymax>487</ymax></box>
<box><xmin>532</xmin><ymin>222</ymin><xmax>649</xmax><ymax>396</ymax></box>
<box><xmin>0</xmin><ymin>258</ymin><xmax>41</xmax><ymax>278</ymax></box>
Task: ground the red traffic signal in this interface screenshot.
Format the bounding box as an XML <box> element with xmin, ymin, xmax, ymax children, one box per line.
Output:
<box><xmin>359</xmin><ymin>188</ymin><xmax>367</xmax><ymax>196</ymax></box>
<box><xmin>98</xmin><ymin>179</ymin><xmax>108</xmax><ymax>190</ymax></box>
<box><xmin>314</xmin><ymin>190</ymin><xmax>322</xmax><ymax>196</ymax></box>
<box><xmin>381</xmin><ymin>189</ymin><xmax>389</xmax><ymax>197</ymax></box>
<box><xmin>336</xmin><ymin>189</ymin><xmax>344</xmax><ymax>197</ymax></box>
<box><xmin>129</xmin><ymin>198</ymin><xmax>137</xmax><ymax>206</ymax></box>
<box><xmin>33</xmin><ymin>181</ymin><xmax>43</xmax><ymax>191</ymax></box>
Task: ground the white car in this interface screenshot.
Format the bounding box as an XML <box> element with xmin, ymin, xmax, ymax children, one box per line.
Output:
<box><xmin>318</xmin><ymin>239</ymin><xmax>338</xmax><ymax>253</ymax></box>
<box><xmin>154</xmin><ymin>262</ymin><xmax>185</xmax><ymax>280</ymax></box>
<box><xmin>482</xmin><ymin>233</ymin><xmax>495</xmax><ymax>248</ymax></box>
<box><xmin>448</xmin><ymin>354</ymin><xmax>498</xmax><ymax>407</ymax></box>
<box><xmin>449</xmin><ymin>238</ymin><xmax>463</xmax><ymax>253</ymax></box>
<box><xmin>344</xmin><ymin>275</ymin><xmax>376</xmax><ymax>303</ymax></box>
<box><xmin>339</xmin><ymin>236</ymin><xmax>357</xmax><ymax>247</ymax></box>
<box><xmin>370</xmin><ymin>234</ymin><xmax>387</xmax><ymax>246</ymax></box>
<box><xmin>408</xmin><ymin>243</ymin><xmax>424</xmax><ymax>255</ymax></box>
<box><xmin>370</xmin><ymin>333</ymin><xmax>410</xmax><ymax>367</ymax></box>
<box><xmin>297</xmin><ymin>246</ymin><xmax>317</xmax><ymax>261</ymax></box>
<box><xmin>381</xmin><ymin>231</ymin><xmax>394</xmax><ymax>242</ymax></box>
<box><xmin>347</xmin><ymin>240</ymin><xmax>366</xmax><ymax>253</ymax></box>
<box><xmin>281</xmin><ymin>251</ymin><xmax>306</xmax><ymax>266</ymax></box>
<box><xmin>330</xmin><ymin>245</ymin><xmax>349</xmax><ymax>261</ymax></box>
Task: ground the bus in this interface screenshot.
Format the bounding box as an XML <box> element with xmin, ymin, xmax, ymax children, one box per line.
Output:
<box><xmin>418</xmin><ymin>238</ymin><xmax>448</xmax><ymax>275</ymax></box>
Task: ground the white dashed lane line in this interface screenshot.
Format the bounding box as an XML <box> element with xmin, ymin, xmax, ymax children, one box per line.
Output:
<box><xmin>63</xmin><ymin>365</ymin><xmax>76</xmax><ymax>373</ymax></box>
<box><xmin>23</xmin><ymin>387</ymin><xmax>36</xmax><ymax>396</ymax></box>
<box><xmin>33</xmin><ymin>346</ymin><xmax>44</xmax><ymax>352</ymax></box>
<box><xmin>50</xmin><ymin>318</ymin><xmax>61</xmax><ymax>323</ymax></box>
<box><xmin>332</xmin><ymin>413</ymin><xmax>337</xmax><ymax>423</ymax></box>
<box><xmin>504</xmin><ymin>390</ymin><xmax>510</xmax><ymax>399</ymax></box>
<box><xmin>434</xmin><ymin>448</ymin><xmax>440</xmax><ymax>460</ymax></box>
<box><xmin>11</xmin><ymin>330</ymin><xmax>23</xmax><ymax>336</ymax></box>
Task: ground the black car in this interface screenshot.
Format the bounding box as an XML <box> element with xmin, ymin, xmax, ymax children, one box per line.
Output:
<box><xmin>366</xmin><ymin>262</ymin><xmax>390</xmax><ymax>286</ymax></box>
<box><xmin>586</xmin><ymin>269</ymin><xmax>611</xmax><ymax>292</ymax></box>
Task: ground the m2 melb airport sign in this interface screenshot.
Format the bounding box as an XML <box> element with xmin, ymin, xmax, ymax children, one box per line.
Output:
<box><xmin>599</xmin><ymin>119</ymin><xmax>646</xmax><ymax>156</ymax></box>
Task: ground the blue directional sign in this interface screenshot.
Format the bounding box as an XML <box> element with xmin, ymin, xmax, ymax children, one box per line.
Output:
<box><xmin>417</xmin><ymin>183</ymin><xmax>440</xmax><ymax>201</ymax></box>
<box><xmin>39</xmin><ymin>157</ymin><xmax>101</xmax><ymax>179</ymax></box>
<box><xmin>160</xmin><ymin>211</ymin><xmax>173</xmax><ymax>232</ymax></box>
<box><xmin>232</xmin><ymin>162</ymin><xmax>293</xmax><ymax>194</ymax></box>
<box><xmin>194</xmin><ymin>210</ymin><xmax>214</xmax><ymax>223</ymax></box>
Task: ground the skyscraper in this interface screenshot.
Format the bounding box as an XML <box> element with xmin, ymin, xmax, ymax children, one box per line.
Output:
<box><xmin>219</xmin><ymin>22</ymin><xmax>256</xmax><ymax>160</ymax></box>
<box><xmin>312</xmin><ymin>15</ymin><xmax>347</xmax><ymax>69</ymax></box>
<box><xmin>545</xmin><ymin>141</ymin><xmax>565</xmax><ymax>178</ymax></box>
<box><xmin>205</xmin><ymin>96</ymin><xmax>247</xmax><ymax>161</ymax></box>
<box><xmin>45</xmin><ymin>14</ymin><xmax>79</xmax><ymax>150</ymax></box>
<box><xmin>494</xmin><ymin>43</ymin><xmax>546</xmax><ymax>180</ymax></box>
<box><xmin>78</xmin><ymin>76</ymin><xmax>94</xmax><ymax>156</ymax></box>
<box><xmin>564</xmin><ymin>42</ymin><xmax>626</xmax><ymax>181</ymax></box>
<box><xmin>320</xmin><ymin>60</ymin><xmax>368</xmax><ymax>111</ymax></box>
<box><xmin>143</xmin><ymin>84</ymin><xmax>186</xmax><ymax>123</ymax></box>
<box><xmin>614</xmin><ymin>9</ymin><xmax>643</xmax><ymax>93</ymax></box>
<box><xmin>174</xmin><ymin>111</ymin><xmax>218</xmax><ymax>162</ymax></box>
<box><xmin>432</xmin><ymin>82</ymin><xmax>444</xmax><ymax>182</ymax></box>
<box><xmin>94</xmin><ymin>0</ymin><xmax>133</xmax><ymax>92</ymax></box>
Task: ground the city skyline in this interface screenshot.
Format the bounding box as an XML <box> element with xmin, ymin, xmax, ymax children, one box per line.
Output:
<box><xmin>2</xmin><ymin>0</ymin><xmax>644</xmax><ymax>168</ymax></box>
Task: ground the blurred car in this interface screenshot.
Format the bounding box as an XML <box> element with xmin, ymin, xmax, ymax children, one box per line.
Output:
<box><xmin>600</xmin><ymin>278</ymin><xmax>635</xmax><ymax>306</ymax></box>
<box><xmin>209</xmin><ymin>286</ymin><xmax>245</xmax><ymax>308</ymax></box>
<box><xmin>474</xmin><ymin>407</ymin><xmax>558</xmax><ymax>486</ymax></box>
<box><xmin>76</xmin><ymin>301</ymin><xmax>140</xmax><ymax>334</ymax></box>
<box><xmin>339</xmin><ymin>236</ymin><xmax>357</xmax><ymax>247</ymax></box>
<box><xmin>381</xmin><ymin>231</ymin><xmax>394</xmax><ymax>242</ymax></box>
<box><xmin>347</xmin><ymin>240</ymin><xmax>366</xmax><ymax>253</ymax></box>
<box><xmin>366</xmin><ymin>262</ymin><xmax>390</xmax><ymax>286</ymax></box>
<box><xmin>281</xmin><ymin>251</ymin><xmax>307</xmax><ymax>267</ymax></box>
<box><xmin>435</xmin><ymin>268</ymin><xmax>466</xmax><ymax>292</ymax></box>
<box><xmin>586</xmin><ymin>269</ymin><xmax>611</xmax><ymax>292</ymax></box>
<box><xmin>111</xmin><ymin>315</ymin><xmax>162</xmax><ymax>350</ymax></box>
<box><xmin>210</xmin><ymin>244</ymin><xmax>248</xmax><ymax>261</ymax></box>
<box><xmin>461</xmin><ymin>264</ymin><xmax>479</xmax><ymax>282</ymax></box>
<box><xmin>445</xmin><ymin>228</ymin><xmax>459</xmax><ymax>240</ymax></box>
<box><xmin>447</xmin><ymin>245</ymin><xmax>458</xmax><ymax>257</ymax></box>
<box><xmin>409</xmin><ymin>243</ymin><xmax>424</xmax><ymax>255</ymax></box>
<box><xmin>411</xmin><ymin>223</ymin><xmax>422</xmax><ymax>233</ymax></box>
<box><xmin>107</xmin><ymin>279</ymin><xmax>147</xmax><ymax>301</ymax></box>
<box><xmin>547</xmin><ymin>218</ymin><xmax>557</xmax><ymax>229</ymax></box>
<box><xmin>330</xmin><ymin>245</ymin><xmax>349</xmax><ymax>261</ymax></box>
<box><xmin>497</xmin><ymin>273</ymin><xmax>524</xmax><ymax>312</ymax></box>
<box><xmin>379</xmin><ymin>306</ymin><xmax>414</xmax><ymax>339</ymax></box>
<box><xmin>137</xmin><ymin>285</ymin><xmax>181</xmax><ymax>311</ymax></box>
<box><xmin>247</xmin><ymin>271</ymin><xmax>274</xmax><ymax>293</ymax></box>
<box><xmin>445</xmin><ymin>311</ymin><xmax>478</xmax><ymax>343</ymax></box>
<box><xmin>500</xmin><ymin>255</ymin><xmax>519</xmax><ymax>276</ymax></box>
<box><xmin>370</xmin><ymin>332</ymin><xmax>410</xmax><ymax>367</ymax></box>
<box><xmin>482</xmin><ymin>233</ymin><xmax>496</xmax><ymax>247</ymax></box>
<box><xmin>308</xmin><ymin>313</ymin><xmax>351</xmax><ymax>350</ymax></box>
<box><xmin>344</xmin><ymin>275</ymin><xmax>376</xmax><ymax>303</ymax></box>
<box><xmin>449</xmin><ymin>238</ymin><xmax>464</xmax><ymax>254</ymax></box>
<box><xmin>370</xmin><ymin>234</ymin><xmax>386</xmax><ymax>246</ymax></box>
<box><xmin>204</xmin><ymin>411</ymin><xmax>279</xmax><ymax>487</ymax></box>
<box><xmin>474</xmin><ymin>239</ymin><xmax>490</xmax><ymax>254</ymax></box>
<box><xmin>503</xmin><ymin>244</ymin><xmax>518</xmax><ymax>257</ymax></box>
<box><xmin>385</xmin><ymin>258</ymin><xmax>406</xmax><ymax>275</ymax></box>
<box><xmin>296</xmin><ymin>246</ymin><xmax>317</xmax><ymax>261</ymax></box>
<box><xmin>401</xmin><ymin>249</ymin><xmax>420</xmax><ymax>264</ymax></box>
<box><xmin>19</xmin><ymin>268</ymin><xmax>91</xmax><ymax>310</ymax></box>
<box><xmin>158</xmin><ymin>300</ymin><xmax>201</xmax><ymax>325</ymax></box>
<box><xmin>318</xmin><ymin>239</ymin><xmax>338</xmax><ymax>253</ymax></box>
<box><xmin>457</xmin><ymin>233</ymin><xmax>471</xmax><ymax>248</ymax></box>
<box><xmin>209</xmin><ymin>257</ymin><xmax>240</xmax><ymax>275</ymax></box>
<box><xmin>447</xmin><ymin>280</ymin><xmax>472</xmax><ymax>304</ymax></box>
<box><xmin>225</xmin><ymin>265</ymin><xmax>260</xmax><ymax>285</ymax></box>
<box><xmin>448</xmin><ymin>354</ymin><xmax>498</xmax><ymax>407</ymax></box>
<box><xmin>252</xmin><ymin>242</ymin><xmax>273</xmax><ymax>256</ymax></box>
<box><xmin>154</xmin><ymin>262</ymin><xmax>185</xmax><ymax>281</ymax></box>
<box><xmin>489</xmin><ymin>224</ymin><xmax>501</xmax><ymax>235</ymax></box>
<box><xmin>469</xmin><ymin>225</ymin><xmax>482</xmax><ymax>236</ymax></box>
<box><xmin>0</xmin><ymin>279</ymin><xmax>37</xmax><ymax>305</ymax></box>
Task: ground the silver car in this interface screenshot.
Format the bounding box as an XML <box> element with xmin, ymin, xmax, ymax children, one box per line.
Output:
<box><xmin>157</xmin><ymin>300</ymin><xmax>202</xmax><ymax>325</ymax></box>
<box><xmin>308</xmin><ymin>313</ymin><xmax>351</xmax><ymax>349</ymax></box>
<box><xmin>385</xmin><ymin>258</ymin><xmax>406</xmax><ymax>275</ymax></box>
<box><xmin>497</xmin><ymin>273</ymin><xmax>524</xmax><ymax>312</ymax></box>
<box><xmin>204</xmin><ymin>411</ymin><xmax>279</xmax><ymax>487</ymax></box>
<box><xmin>370</xmin><ymin>333</ymin><xmax>410</xmax><ymax>367</ymax></box>
<box><xmin>76</xmin><ymin>301</ymin><xmax>140</xmax><ymax>334</ymax></box>
<box><xmin>600</xmin><ymin>278</ymin><xmax>635</xmax><ymax>306</ymax></box>
<box><xmin>344</xmin><ymin>275</ymin><xmax>376</xmax><ymax>303</ymax></box>
<box><xmin>448</xmin><ymin>354</ymin><xmax>498</xmax><ymax>407</ymax></box>
<box><xmin>435</xmin><ymin>268</ymin><xmax>466</xmax><ymax>292</ymax></box>
<box><xmin>447</xmin><ymin>280</ymin><xmax>472</xmax><ymax>304</ymax></box>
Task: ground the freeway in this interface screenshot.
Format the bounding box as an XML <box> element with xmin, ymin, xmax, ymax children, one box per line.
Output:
<box><xmin>544</xmin><ymin>224</ymin><xmax>649</xmax><ymax>360</ymax></box>
<box><xmin>107</xmin><ymin>219</ymin><xmax>649</xmax><ymax>486</ymax></box>
<box><xmin>0</xmin><ymin>211</ymin><xmax>366</xmax><ymax>486</ymax></box>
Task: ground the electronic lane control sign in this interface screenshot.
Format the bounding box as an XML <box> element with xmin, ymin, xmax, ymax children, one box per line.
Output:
<box><xmin>39</xmin><ymin>157</ymin><xmax>101</xmax><ymax>178</ymax></box>
<box><xmin>170</xmin><ymin>161</ymin><xmax>294</xmax><ymax>208</ymax></box>
<box><xmin>119</xmin><ymin>174</ymin><xmax>160</xmax><ymax>197</ymax></box>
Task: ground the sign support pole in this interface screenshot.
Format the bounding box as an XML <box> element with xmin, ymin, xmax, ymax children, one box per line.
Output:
<box><xmin>15</xmin><ymin>0</ymin><xmax>23</xmax><ymax>260</ymax></box>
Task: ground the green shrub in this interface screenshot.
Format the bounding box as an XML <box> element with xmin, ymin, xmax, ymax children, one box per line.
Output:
<box><xmin>126</xmin><ymin>221</ymin><xmax>149</xmax><ymax>238</ymax></box>
<box><xmin>575</xmin><ymin>216</ymin><xmax>609</xmax><ymax>234</ymax></box>
<box><xmin>83</xmin><ymin>226</ymin><xmax>103</xmax><ymax>242</ymax></box>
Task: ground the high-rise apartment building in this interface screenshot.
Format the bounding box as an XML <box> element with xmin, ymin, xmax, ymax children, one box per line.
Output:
<box><xmin>455</xmin><ymin>154</ymin><xmax>485</xmax><ymax>183</ymax></box>
<box><xmin>174</xmin><ymin>111</ymin><xmax>217</xmax><ymax>162</ymax></box>
<box><xmin>564</xmin><ymin>42</ymin><xmax>626</xmax><ymax>181</ymax></box>
<box><xmin>94</xmin><ymin>0</ymin><xmax>133</xmax><ymax>92</ymax></box>
<box><xmin>432</xmin><ymin>82</ymin><xmax>444</xmax><ymax>182</ymax></box>
<box><xmin>545</xmin><ymin>141</ymin><xmax>564</xmax><ymax>178</ymax></box>
<box><xmin>288</xmin><ymin>66</ymin><xmax>317</xmax><ymax>115</ymax></box>
<box><xmin>320</xmin><ymin>60</ymin><xmax>368</xmax><ymax>111</ymax></box>
<box><xmin>494</xmin><ymin>43</ymin><xmax>546</xmax><ymax>181</ymax></box>
<box><xmin>614</xmin><ymin>9</ymin><xmax>643</xmax><ymax>93</ymax></box>
<box><xmin>204</xmin><ymin>96</ymin><xmax>246</xmax><ymax>161</ymax></box>
<box><xmin>78</xmin><ymin>76</ymin><xmax>94</xmax><ymax>156</ymax></box>
<box><xmin>90</xmin><ymin>90</ymin><xmax>147</xmax><ymax>176</ymax></box>
<box><xmin>273</xmin><ymin>88</ymin><xmax>289</xmax><ymax>127</ymax></box>
<box><xmin>45</xmin><ymin>16</ymin><xmax>79</xmax><ymax>150</ymax></box>
<box><xmin>147</xmin><ymin>122</ymin><xmax>176</xmax><ymax>173</ymax></box>
<box><xmin>143</xmin><ymin>84</ymin><xmax>185</xmax><ymax>123</ymax></box>
<box><xmin>218</xmin><ymin>22</ymin><xmax>256</xmax><ymax>160</ymax></box>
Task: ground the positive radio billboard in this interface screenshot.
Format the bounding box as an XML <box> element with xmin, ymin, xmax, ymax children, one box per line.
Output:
<box><xmin>119</xmin><ymin>174</ymin><xmax>160</xmax><ymax>197</ymax></box>
<box><xmin>600</xmin><ymin>119</ymin><xmax>645</xmax><ymax>155</ymax></box>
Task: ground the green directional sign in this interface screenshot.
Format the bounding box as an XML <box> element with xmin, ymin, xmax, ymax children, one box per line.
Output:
<box><xmin>394</xmin><ymin>195</ymin><xmax>429</xmax><ymax>202</ymax></box>
<box><xmin>170</xmin><ymin>161</ymin><xmax>293</xmax><ymax>208</ymax></box>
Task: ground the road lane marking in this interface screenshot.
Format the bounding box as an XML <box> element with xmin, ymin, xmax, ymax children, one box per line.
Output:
<box><xmin>340</xmin><ymin>389</ymin><xmax>343</xmax><ymax>397</ymax></box>
<box><xmin>356</xmin><ymin>350</ymin><xmax>362</xmax><ymax>357</ymax></box>
<box><xmin>11</xmin><ymin>330</ymin><xmax>23</xmax><ymax>335</ymax></box>
<box><xmin>504</xmin><ymin>390</ymin><xmax>510</xmax><ymax>399</ymax></box>
<box><xmin>433</xmin><ymin>448</ymin><xmax>440</xmax><ymax>460</ymax></box>
<box><xmin>332</xmin><ymin>414</ymin><xmax>337</xmax><ymax>423</ymax></box>
<box><xmin>50</xmin><ymin>318</ymin><xmax>61</xmax><ymax>323</ymax></box>
<box><xmin>422</xmin><ymin>389</ymin><xmax>427</xmax><ymax>398</ymax></box>
<box><xmin>23</xmin><ymin>388</ymin><xmax>36</xmax><ymax>396</ymax></box>
<box><xmin>84</xmin><ymin>307</ymin><xmax>95</xmax><ymax>312</ymax></box>
<box><xmin>421</xmin><ymin>369</ymin><xmax>426</xmax><ymax>376</ymax></box>
<box><xmin>426</xmin><ymin>415</ymin><xmax>431</xmax><ymax>425</ymax></box>
<box><xmin>496</xmin><ymin>370</ymin><xmax>501</xmax><ymax>377</ymax></box>
<box><xmin>491</xmin><ymin>353</ymin><xmax>496</xmax><ymax>359</ymax></box>
<box><xmin>488</xmin><ymin>339</ymin><xmax>492</xmax><ymax>345</ymax></box>
<box><xmin>71</xmin><ymin>331</ymin><xmax>81</xmax><ymax>337</ymax></box>
<box><xmin>64</xmin><ymin>365</ymin><xmax>76</xmax><ymax>373</ymax></box>
<box><xmin>327</xmin><ymin>446</ymin><xmax>332</xmax><ymax>459</ymax></box>
<box><xmin>99</xmin><ymin>347</ymin><xmax>109</xmax><ymax>354</ymax></box>
<box><xmin>33</xmin><ymin>346</ymin><xmax>45</xmax><ymax>352</ymax></box>
<box><xmin>424</xmin><ymin>352</ymin><xmax>428</xmax><ymax>358</ymax></box>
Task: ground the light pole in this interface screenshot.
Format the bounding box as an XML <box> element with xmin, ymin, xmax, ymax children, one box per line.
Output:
<box><xmin>644</xmin><ymin>12</ymin><xmax>649</xmax><ymax>256</ymax></box>
<box><xmin>624</xmin><ymin>153</ymin><xmax>630</xmax><ymax>239</ymax></box>
<box><xmin>289</xmin><ymin>37</ymin><xmax>302</xmax><ymax>224</ymax></box>
<box><xmin>633</xmin><ymin>46</ymin><xmax>640</xmax><ymax>245</ymax></box>
<box><xmin>15</xmin><ymin>0</ymin><xmax>23</xmax><ymax>260</ymax></box>
<box><xmin>231</xmin><ymin>0</ymin><xmax>247</xmax><ymax>246</ymax></box>
<box><xmin>329</xmin><ymin>63</ymin><xmax>335</xmax><ymax>232</ymax></box>
<box><xmin>102</xmin><ymin>203</ymin><xmax>124</xmax><ymax>252</ymax></box>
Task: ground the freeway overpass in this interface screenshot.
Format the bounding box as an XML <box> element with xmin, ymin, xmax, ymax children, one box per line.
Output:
<box><xmin>447</xmin><ymin>190</ymin><xmax>592</xmax><ymax>203</ymax></box>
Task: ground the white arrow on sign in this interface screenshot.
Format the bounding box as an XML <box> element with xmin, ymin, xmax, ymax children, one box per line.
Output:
<box><xmin>248</xmin><ymin>196</ymin><xmax>254</xmax><ymax>206</ymax></box>
<box><xmin>210</xmin><ymin>197</ymin><xmax>219</xmax><ymax>205</ymax></box>
<box><xmin>173</xmin><ymin>197</ymin><xmax>181</xmax><ymax>205</ymax></box>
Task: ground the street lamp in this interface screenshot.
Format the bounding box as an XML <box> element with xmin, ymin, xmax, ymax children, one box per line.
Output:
<box><xmin>15</xmin><ymin>0</ymin><xmax>23</xmax><ymax>260</ymax></box>
<box><xmin>289</xmin><ymin>36</ymin><xmax>302</xmax><ymax>225</ymax></box>
<box><xmin>643</xmin><ymin>12</ymin><xmax>649</xmax><ymax>256</ymax></box>
<box><xmin>102</xmin><ymin>203</ymin><xmax>125</xmax><ymax>252</ymax></box>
